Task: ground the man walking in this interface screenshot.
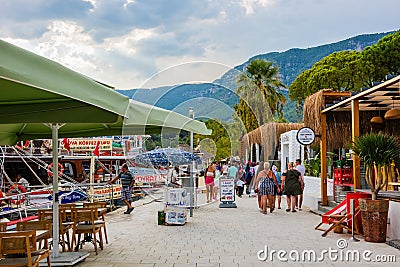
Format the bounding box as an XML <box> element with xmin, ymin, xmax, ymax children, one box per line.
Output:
<box><xmin>227</xmin><ymin>163</ymin><xmax>238</xmax><ymax>179</ymax></box>
<box><xmin>108</xmin><ymin>164</ymin><xmax>135</xmax><ymax>214</ymax></box>
<box><xmin>295</xmin><ymin>159</ymin><xmax>305</xmax><ymax>210</ymax></box>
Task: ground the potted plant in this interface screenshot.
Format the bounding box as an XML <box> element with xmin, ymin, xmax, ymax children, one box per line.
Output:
<box><xmin>352</xmin><ymin>133</ymin><xmax>400</xmax><ymax>242</ymax></box>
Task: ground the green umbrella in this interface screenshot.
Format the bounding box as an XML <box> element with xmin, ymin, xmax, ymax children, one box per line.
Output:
<box><xmin>0</xmin><ymin>39</ymin><xmax>210</xmax><ymax>258</ymax></box>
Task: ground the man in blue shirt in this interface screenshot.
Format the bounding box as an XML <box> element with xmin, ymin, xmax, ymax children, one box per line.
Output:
<box><xmin>108</xmin><ymin>164</ymin><xmax>135</xmax><ymax>214</ymax></box>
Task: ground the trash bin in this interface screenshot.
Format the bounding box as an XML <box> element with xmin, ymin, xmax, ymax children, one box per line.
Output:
<box><xmin>158</xmin><ymin>210</ymin><xmax>165</xmax><ymax>225</ymax></box>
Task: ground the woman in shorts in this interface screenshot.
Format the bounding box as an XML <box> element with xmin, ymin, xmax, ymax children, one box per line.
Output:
<box><xmin>205</xmin><ymin>162</ymin><xmax>216</xmax><ymax>203</ymax></box>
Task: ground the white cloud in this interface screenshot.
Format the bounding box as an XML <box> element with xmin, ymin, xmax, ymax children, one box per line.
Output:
<box><xmin>1</xmin><ymin>0</ymin><xmax>399</xmax><ymax>90</ymax></box>
<box><xmin>239</xmin><ymin>0</ymin><xmax>276</xmax><ymax>15</ymax></box>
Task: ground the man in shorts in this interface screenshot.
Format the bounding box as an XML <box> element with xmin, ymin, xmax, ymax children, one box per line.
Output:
<box><xmin>108</xmin><ymin>164</ymin><xmax>135</xmax><ymax>214</ymax></box>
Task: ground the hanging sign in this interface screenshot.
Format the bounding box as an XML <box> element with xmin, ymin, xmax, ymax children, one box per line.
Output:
<box><xmin>296</xmin><ymin>127</ymin><xmax>315</xmax><ymax>145</ymax></box>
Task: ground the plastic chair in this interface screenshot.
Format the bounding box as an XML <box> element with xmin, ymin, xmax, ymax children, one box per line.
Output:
<box><xmin>0</xmin><ymin>230</ymin><xmax>51</xmax><ymax>267</ymax></box>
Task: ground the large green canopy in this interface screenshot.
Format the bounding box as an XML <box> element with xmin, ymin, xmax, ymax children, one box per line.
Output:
<box><xmin>0</xmin><ymin>39</ymin><xmax>211</xmax><ymax>145</ymax></box>
<box><xmin>0</xmin><ymin>39</ymin><xmax>210</xmax><ymax>259</ymax></box>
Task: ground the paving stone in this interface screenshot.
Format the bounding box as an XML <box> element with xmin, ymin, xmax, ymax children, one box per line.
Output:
<box><xmin>75</xmin><ymin>194</ymin><xmax>400</xmax><ymax>267</ymax></box>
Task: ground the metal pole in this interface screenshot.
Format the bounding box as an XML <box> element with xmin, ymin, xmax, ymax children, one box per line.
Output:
<box><xmin>89</xmin><ymin>156</ymin><xmax>95</xmax><ymax>203</ymax></box>
<box><xmin>349</xmin><ymin>198</ymin><xmax>360</xmax><ymax>242</ymax></box>
<box><xmin>51</xmin><ymin>124</ymin><xmax>60</xmax><ymax>258</ymax></box>
<box><xmin>189</xmin><ymin>107</ymin><xmax>194</xmax><ymax>217</ymax></box>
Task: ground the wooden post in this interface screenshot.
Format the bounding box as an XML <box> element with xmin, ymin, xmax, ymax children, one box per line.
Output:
<box><xmin>320</xmin><ymin>113</ymin><xmax>328</xmax><ymax>205</ymax></box>
<box><xmin>351</xmin><ymin>100</ymin><xmax>361</xmax><ymax>190</ymax></box>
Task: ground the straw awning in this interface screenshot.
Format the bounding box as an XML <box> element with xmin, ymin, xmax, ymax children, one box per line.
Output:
<box><xmin>240</xmin><ymin>122</ymin><xmax>304</xmax><ymax>161</ymax></box>
<box><xmin>317</xmin><ymin>75</ymin><xmax>400</xmax><ymax>204</ymax></box>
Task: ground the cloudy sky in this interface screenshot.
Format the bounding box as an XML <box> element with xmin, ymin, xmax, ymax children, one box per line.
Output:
<box><xmin>1</xmin><ymin>0</ymin><xmax>399</xmax><ymax>89</ymax></box>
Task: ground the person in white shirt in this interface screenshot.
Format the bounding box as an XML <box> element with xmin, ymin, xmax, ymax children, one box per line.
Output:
<box><xmin>17</xmin><ymin>174</ymin><xmax>29</xmax><ymax>188</ymax></box>
<box><xmin>295</xmin><ymin>159</ymin><xmax>306</xmax><ymax>210</ymax></box>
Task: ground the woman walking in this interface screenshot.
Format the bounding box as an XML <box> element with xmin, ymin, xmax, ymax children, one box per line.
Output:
<box><xmin>256</xmin><ymin>162</ymin><xmax>280</xmax><ymax>214</ymax></box>
<box><xmin>253</xmin><ymin>161</ymin><xmax>264</xmax><ymax>210</ymax></box>
<box><xmin>205</xmin><ymin>162</ymin><xmax>216</xmax><ymax>203</ymax></box>
<box><xmin>281</xmin><ymin>162</ymin><xmax>303</xmax><ymax>212</ymax></box>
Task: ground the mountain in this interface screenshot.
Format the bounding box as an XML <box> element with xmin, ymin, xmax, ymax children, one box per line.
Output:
<box><xmin>118</xmin><ymin>31</ymin><xmax>394</xmax><ymax>122</ymax></box>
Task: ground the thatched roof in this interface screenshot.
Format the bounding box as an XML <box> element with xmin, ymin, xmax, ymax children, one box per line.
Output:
<box><xmin>240</xmin><ymin>122</ymin><xmax>304</xmax><ymax>161</ymax></box>
<box><xmin>303</xmin><ymin>89</ymin><xmax>400</xmax><ymax>150</ymax></box>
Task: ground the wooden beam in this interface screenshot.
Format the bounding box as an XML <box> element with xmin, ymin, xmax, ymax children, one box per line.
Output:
<box><xmin>351</xmin><ymin>100</ymin><xmax>361</xmax><ymax>190</ymax></box>
<box><xmin>320</xmin><ymin>112</ymin><xmax>328</xmax><ymax>205</ymax></box>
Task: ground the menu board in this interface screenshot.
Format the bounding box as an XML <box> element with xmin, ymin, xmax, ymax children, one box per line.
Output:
<box><xmin>220</xmin><ymin>178</ymin><xmax>235</xmax><ymax>202</ymax></box>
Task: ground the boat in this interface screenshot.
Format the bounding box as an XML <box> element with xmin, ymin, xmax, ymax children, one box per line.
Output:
<box><xmin>0</xmin><ymin>136</ymin><xmax>166</xmax><ymax>227</ymax></box>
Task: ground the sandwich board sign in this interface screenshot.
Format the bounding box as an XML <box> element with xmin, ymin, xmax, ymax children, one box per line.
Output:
<box><xmin>219</xmin><ymin>176</ymin><xmax>237</xmax><ymax>208</ymax></box>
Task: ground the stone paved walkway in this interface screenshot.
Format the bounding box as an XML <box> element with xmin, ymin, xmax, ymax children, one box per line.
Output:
<box><xmin>76</xmin><ymin>194</ymin><xmax>399</xmax><ymax>267</ymax></box>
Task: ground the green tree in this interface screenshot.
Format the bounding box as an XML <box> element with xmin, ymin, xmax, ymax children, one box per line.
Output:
<box><xmin>289</xmin><ymin>51</ymin><xmax>368</xmax><ymax>103</ymax></box>
<box><xmin>363</xmin><ymin>30</ymin><xmax>400</xmax><ymax>82</ymax></box>
<box><xmin>289</xmin><ymin>30</ymin><xmax>400</xmax><ymax>105</ymax></box>
<box><xmin>234</xmin><ymin>59</ymin><xmax>287</xmax><ymax>130</ymax></box>
<box><xmin>194</xmin><ymin>119</ymin><xmax>233</xmax><ymax>161</ymax></box>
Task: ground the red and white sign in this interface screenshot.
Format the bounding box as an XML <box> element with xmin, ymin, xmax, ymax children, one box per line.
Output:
<box><xmin>60</xmin><ymin>138</ymin><xmax>113</xmax><ymax>151</ymax></box>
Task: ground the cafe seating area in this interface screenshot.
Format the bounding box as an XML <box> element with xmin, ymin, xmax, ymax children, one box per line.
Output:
<box><xmin>0</xmin><ymin>201</ymin><xmax>109</xmax><ymax>266</ymax></box>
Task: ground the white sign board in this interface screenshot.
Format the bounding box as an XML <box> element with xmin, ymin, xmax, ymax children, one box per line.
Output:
<box><xmin>220</xmin><ymin>178</ymin><xmax>235</xmax><ymax>202</ymax></box>
<box><xmin>296</xmin><ymin>127</ymin><xmax>315</xmax><ymax>145</ymax></box>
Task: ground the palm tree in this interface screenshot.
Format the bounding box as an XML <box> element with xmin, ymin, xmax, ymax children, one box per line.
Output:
<box><xmin>236</xmin><ymin>59</ymin><xmax>287</xmax><ymax>121</ymax></box>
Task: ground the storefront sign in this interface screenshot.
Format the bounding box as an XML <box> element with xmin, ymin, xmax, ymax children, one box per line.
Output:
<box><xmin>61</xmin><ymin>138</ymin><xmax>113</xmax><ymax>151</ymax></box>
<box><xmin>296</xmin><ymin>127</ymin><xmax>315</xmax><ymax>145</ymax></box>
<box><xmin>129</xmin><ymin>167</ymin><xmax>167</xmax><ymax>183</ymax></box>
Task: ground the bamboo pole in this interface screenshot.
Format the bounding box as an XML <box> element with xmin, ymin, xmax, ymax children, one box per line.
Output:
<box><xmin>351</xmin><ymin>100</ymin><xmax>361</xmax><ymax>190</ymax></box>
<box><xmin>320</xmin><ymin>113</ymin><xmax>328</xmax><ymax>205</ymax></box>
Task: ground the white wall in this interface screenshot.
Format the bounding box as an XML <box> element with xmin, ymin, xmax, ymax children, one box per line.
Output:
<box><xmin>302</xmin><ymin>176</ymin><xmax>334</xmax><ymax>210</ymax></box>
<box><xmin>280</xmin><ymin>130</ymin><xmax>304</xmax><ymax>172</ymax></box>
<box><xmin>387</xmin><ymin>201</ymin><xmax>400</xmax><ymax>240</ymax></box>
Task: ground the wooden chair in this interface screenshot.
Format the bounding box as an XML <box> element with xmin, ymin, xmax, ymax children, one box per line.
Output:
<box><xmin>16</xmin><ymin>220</ymin><xmax>52</xmax><ymax>249</ymax></box>
<box><xmin>0</xmin><ymin>230</ymin><xmax>51</xmax><ymax>267</ymax></box>
<box><xmin>38</xmin><ymin>208</ymin><xmax>74</xmax><ymax>252</ymax></box>
<box><xmin>317</xmin><ymin>207</ymin><xmax>362</xmax><ymax>237</ymax></box>
<box><xmin>83</xmin><ymin>202</ymin><xmax>108</xmax><ymax>243</ymax></box>
<box><xmin>59</xmin><ymin>203</ymin><xmax>76</xmax><ymax>210</ymax></box>
<box><xmin>0</xmin><ymin>222</ymin><xmax>7</xmax><ymax>232</ymax></box>
<box><xmin>71</xmin><ymin>208</ymin><xmax>104</xmax><ymax>255</ymax></box>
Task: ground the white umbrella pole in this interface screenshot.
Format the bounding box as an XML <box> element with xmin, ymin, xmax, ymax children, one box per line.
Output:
<box><xmin>51</xmin><ymin>124</ymin><xmax>60</xmax><ymax>258</ymax></box>
<box><xmin>189</xmin><ymin>108</ymin><xmax>194</xmax><ymax>217</ymax></box>
<box><xmin>89</xmin><ymin>156</ymin><xmax>95</xmax><ymax>203</ymax></box>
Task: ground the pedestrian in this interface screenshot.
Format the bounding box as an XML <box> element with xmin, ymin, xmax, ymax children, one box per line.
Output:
<box><xmin>245</xmin><ymin>162</ymin><xmax>253</xmax><ymax>194</ymax></box>
<box><xmin>236</xmin><ymin>175</ymin><xmax>245</xmax><ymax>197</ymax></box>
<box><xmin>227</xmin><ymin>163</ymin><xmax>238</xmax><ymax>179</ymax></box>
<box><xmin>205</xmin><ymin>162</ymin><xmax>216</xmax><ymax>203</ymax></box>
<box><xmin>235</xmin><ymin>166</ymin><xmax>245</xmax><ymax>197</ymax></box>
<box><xmin>295</xmin><ymin>159</ymin><xmax>306</xmax><ymax>210</ymax></box>
<box><xmin>253</xmin><ymin>161</ymin><xmax>264</xmax><ymax>210</ymax></box>
<box><xmin>213</xmin><ymin>168</ymin><xmax>221</xmax><ymax>200</ymax></box>
<box><xmin>272</xmin><ymin>165</ymin><xmax>282</xmax><ymax>209</ymax></box>
<box><xmin>167</xmin><ymin>166</ymin><xmax>180</xmax><ymax>187</ymax></box>
<box><xmin>108</xmin><ymin>164</ymin><xmax>135</xmax><ymax>214</ymax></box>
<box><xmin>17</xmin><ymin>174</ymin><xmax>29</xmax><ymax>188</ymax></box>
<box><xmin>256</xmin><ymin>162</ymin><xmax>280</xmax><ymax>214</ymax></box>
<box><xmin>281</xmin><ymin>162</ymin><xmax>303</xmax><ymax>212</ymax></box>
<box><xmin>222</xmin><ymin>163</ymin><xmax>229</xmax><ymax>175</ymax></box>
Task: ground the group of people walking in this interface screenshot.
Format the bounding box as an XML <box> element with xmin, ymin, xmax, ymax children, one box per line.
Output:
<box><xmin>253</xmin><ymin>159</ymin><xmax>305</xmax><ymax>214</ymax></box>
<box><xmin>203</xmin><ymin>159</ymin><xmax>305</xmax><ymax>212</ymax></box>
